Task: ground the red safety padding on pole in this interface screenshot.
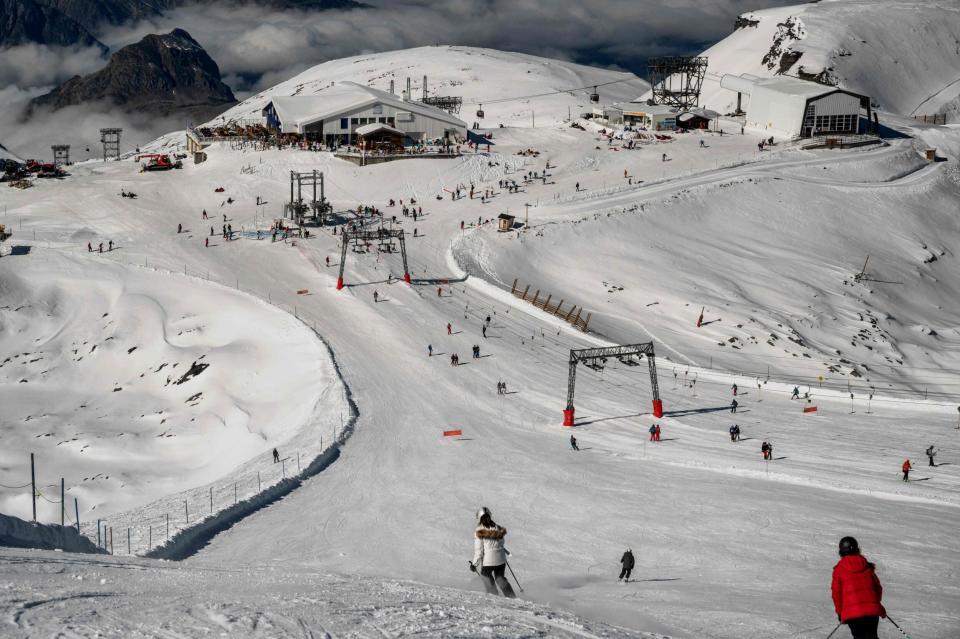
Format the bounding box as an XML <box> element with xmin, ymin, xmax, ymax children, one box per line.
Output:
<box><xmin>404</xmin><ymin>272</ymin><xmax>411</xmax><ymax>284</ymax></box>
<box><xmin>336</xmin><ymin>277</ymin><xmax>344</xmax><ymax>290</ymax></box>
<box><xmin>803</xmin><ymin>406</ymin><xmax>818</xmax><ymax>413</ymax></box>
<box><xmin>443</xmin><ymin>429</ymin><xmax>463</xmax><ymax>437</ymax></box>
<box><xmin>652</xmin><ymin>399</ymin><xmax>664</xmax><ymax>418</ymax></box>
<box><xmin>563</xmin><ymin>408</ymin><xmax>575</xmax><ymax>427</ymax></box>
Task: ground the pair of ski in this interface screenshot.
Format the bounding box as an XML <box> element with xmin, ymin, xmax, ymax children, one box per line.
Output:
<box><xmin>468</xmin><ymin>561</ymin><xmax>524</xmax><ymax>593</ymax></box>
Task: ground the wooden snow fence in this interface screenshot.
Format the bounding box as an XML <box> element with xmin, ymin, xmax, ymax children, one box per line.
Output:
<box><xmin>510</xmin><ymin>278</ymin><xmax>592</xmax><ymax>332</ymax></box>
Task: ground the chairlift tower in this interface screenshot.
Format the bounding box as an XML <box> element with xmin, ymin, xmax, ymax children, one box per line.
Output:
<box><xmin>285</xmin><ymin>170</ymin><xmax>331</xmax><ymax>227</ymax></box>
<box><xmin>647</xmin><ymin>57</ymin><xmax>708</xmax><ymax>109</ymax></box>
<box><xmin>564</xmin><ymin>342</ymin><xmax>663</xmax><ymax>426</ymax></box>
<box><xmin>336</xmin><ymin>227</ymin><xmax>410</xmax><ymax>290</ymax></box>
<box><xmin>100</xmin><ymin>128</ymin><xmax>122</xmax><ymax>161</ymax></box>
<box><xmin>51</xmin><ymin>145</ymin><xmax>70</xmax><ymax>167</ymax></box>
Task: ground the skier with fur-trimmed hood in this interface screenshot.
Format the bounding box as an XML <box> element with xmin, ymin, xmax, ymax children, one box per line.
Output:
<box><xmin>470</xmin><ymin>507</ymin><xmax>516</xmax><ymax>598</ymax></box>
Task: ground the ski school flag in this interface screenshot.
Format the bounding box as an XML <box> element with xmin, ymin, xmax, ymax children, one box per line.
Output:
<box><xmin>803</xmin><ymin>406</ymin><xmax>818</xmax><ymax>413</ymax></box>
<box><xmin>443</xmin><ymin>429</ymin><xmax>463</xmax><ymax>437</ymax></box>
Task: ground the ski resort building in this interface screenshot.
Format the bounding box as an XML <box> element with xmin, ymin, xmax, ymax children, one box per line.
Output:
<box><xmin>261</xmin><ymin>82</ymin><xmax>467</xmax><ymax>146</ymax></box>
<box><xmin>719</xmin><ymin>74</ymin><xmax>871</xmax><ymax>138</ymax></box>
<box><xmin>592</xmin><ymin>102</ymin><xmax>678</xmax><ymax>131</ymax></box>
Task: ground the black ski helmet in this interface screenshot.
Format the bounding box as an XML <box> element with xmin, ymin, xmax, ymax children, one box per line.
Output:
<box><xmin>839</xmin><ymin>536</ymin><xmax>860</xmax><ymax>556</ymax></box>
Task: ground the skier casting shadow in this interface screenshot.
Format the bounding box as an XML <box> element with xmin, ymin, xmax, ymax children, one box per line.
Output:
<box><xmin>470</xmin><ymin>507</ymin><xmax>516</xmax><ymax>598</ymax></box>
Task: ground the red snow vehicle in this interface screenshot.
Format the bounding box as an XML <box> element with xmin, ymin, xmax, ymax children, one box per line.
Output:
<box><xmin>26</xmin><ymin>160</ymin><xmax>63</xmax><ymax>177</ymax></box>
<box><xmin>137</xmin><ymin>154</ymin><xmax>182</xmax><ymax>171</ymax></box>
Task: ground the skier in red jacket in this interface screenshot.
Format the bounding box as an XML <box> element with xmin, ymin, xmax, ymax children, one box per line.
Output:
<box><xmin>831</xmin><ymin>536</ymin><xmax>886</xmax><ymax>639</ymax></box>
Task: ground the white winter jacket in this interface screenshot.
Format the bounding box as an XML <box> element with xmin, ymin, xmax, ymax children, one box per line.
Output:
<box><xmin>473</xmin><ymin>524</ymin><xmax>508</xmax><ymax>567</ymax></box>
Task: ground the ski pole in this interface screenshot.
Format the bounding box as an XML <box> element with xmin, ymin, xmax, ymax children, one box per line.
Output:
<box><xmin>506</xmin><ymin>560</ymin><xmax>524</xmax><ymax>593</ymax></box>
<box><xmin>886</xmin><ymin>616</ymin><xmax>913</xmax><ymax>639</ymax></box>
<box><xmin>825</xmin><ymin>623</ymin><xmax>841</xmax><ymax>639</ymax></box>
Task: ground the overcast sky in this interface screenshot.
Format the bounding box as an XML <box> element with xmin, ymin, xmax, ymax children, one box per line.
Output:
<box><xmin>1</xmin><ymin>0</ymin><xmax>799</xmax><ymax>156</ymax></box>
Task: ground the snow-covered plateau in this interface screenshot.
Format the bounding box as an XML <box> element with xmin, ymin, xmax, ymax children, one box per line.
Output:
<box><xmin>2</xmin><ymin>4</ymin><xmax>960</xmax><ymax>638</ymax></box>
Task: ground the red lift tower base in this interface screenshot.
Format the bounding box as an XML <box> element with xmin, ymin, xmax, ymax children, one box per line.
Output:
<box><xmin>563</xmin><ymin>408</ymin><xmax>575</xmax><ymax>427</ymax></box>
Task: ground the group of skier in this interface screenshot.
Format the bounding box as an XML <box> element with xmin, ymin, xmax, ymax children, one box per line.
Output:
<box><xmin>469</xmin><ymin>504</ymin><xmax>891</xmax><ymax>639</ymax></box>
<box><xmin>647</xmin><ymin>423</ymin><xmax>662</xmax><ymax>441</ymax></box>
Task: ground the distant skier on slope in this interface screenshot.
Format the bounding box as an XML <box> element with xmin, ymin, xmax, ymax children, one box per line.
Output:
<box><xmin>926</xmin><ymin>445</ymin><xmax>937</xmax><ymax>467</ymax></box>
<box><xmin>649</xmin><ymin>424</ymin><xmax>656</xmax><ymax>441</ymax></box>
<box><xmin>730</xmin><ymin>399</ymin><xmax>738</xmax><ymax>414</ymax></box>
<box><xmin>732</xmin><ymin>383</ymin><xmax>738</xmax><ymax>396</ymax></box>
<box><xmin>619</xmin><ymin>549</ymin><xmax>635</xmax><ymax>582</ymax></box>
<box><xmin>901</xmin><ymin>459</ymin><xmax>911</xmax><ymax>481</ymax></box>
<box><xmin>570</xmin><ymin>435</ymin><xmax>579</xmax><ymax>451</ymax></box>
<box><xmin>792</xmin><ymin>386</ymin><xmax>800</xmax><ymax>400</ymax></box>
<box><xmin>831</xmin><ymin>536</ymin><xmax>886</xmax><ymax>639</ymax></box>
<box><xmin>470</xmin><ymin>507</ymin><xmax>516</xmax><ymax>598</ymax></box>
<box><xmin>272</xmin><ymin>448</ymin><xmax>280</xmax><ymax>463</ymax></box>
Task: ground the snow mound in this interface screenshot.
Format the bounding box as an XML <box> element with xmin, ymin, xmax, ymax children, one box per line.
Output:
<box><xmin>659</xmin><ymin>1</ymin><xmax>960</xmax><ymax>117</ymax></box>
<box><xmin>0</xmin><ymin>250</ymin><xmax>339</xmax><ymax>532</ymax></box>
<box><xmin>0</xmin><ymin>513</ymin><xmax>104</xmax><ymax>554</ymax></box>
<box><xmin>211</xmin><ymin>45</ymin><xmax>649</xmax><ymax>128</ymax></box>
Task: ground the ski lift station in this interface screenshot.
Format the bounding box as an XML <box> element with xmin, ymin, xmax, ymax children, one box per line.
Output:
<box><xmin>262</xmin><ymin>81</ymin><xmax>467</xmax><ymax>146</ymax></box>
<box><xmin>720</xmin><ymin>74</ymin><xmax>871</xmax><ymax>138</ymax></box>
<box><xmin>593</xmin><ymin>102</ymin><xmax>679</xmax><ymax>131</ymax></box>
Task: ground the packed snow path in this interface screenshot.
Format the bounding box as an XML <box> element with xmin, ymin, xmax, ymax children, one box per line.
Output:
<box><xmin>2</xmin><ymin>116</ymin><xmax>959</xmax><ymax>638</ymax></box>
<box><xmin>0</xmin><ymin>548</ymin><xmax>656</xmax><ymax>638</ymax></box>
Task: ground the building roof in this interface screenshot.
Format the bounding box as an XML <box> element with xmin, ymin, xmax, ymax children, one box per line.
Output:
<box><xmin>355</xmin><ymin>123</ymin><xmax>404</xmax><ymax>136</ymax></box>
<box><xmin>678</xmin><ymin>107</ymin><xmax>720</xmax><ymax>121</ymax></box>
<box><xmin>264</xmin><ymin>82</ymin><xmax>466</xmax><ymax>130</ymax></box>
<box><xmin>620</xmin><ymin>102</ymin><xmax>677</xmax><ymax>116</ymax></box>
<box><xmin>722</xmin><ymin>73</ymin><xmax>866</xmax><ymax>101</ymax></box>
<box><xmin>498</xmin><ymin>213</ymin><xmax>515</xmax><ymax>220</ymax></box>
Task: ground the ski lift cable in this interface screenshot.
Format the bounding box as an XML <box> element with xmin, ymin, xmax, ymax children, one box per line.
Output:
<box><xmin>463</xmin><ymin>76</ymin><xmax>640</xmax><ymax>107</ymax></box>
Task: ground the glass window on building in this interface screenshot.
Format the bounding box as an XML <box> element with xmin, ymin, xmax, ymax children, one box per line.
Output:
<box><xmin>340</xmin><ymin>118</ymin><xmax>348</xmax><ymax>129</ymax></box>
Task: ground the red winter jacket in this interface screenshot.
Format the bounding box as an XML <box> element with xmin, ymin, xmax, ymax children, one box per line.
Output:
<box><xmin>831</xmin><ymin>555</ymin><xmax>886</xmax><ymax>622</ymax></box>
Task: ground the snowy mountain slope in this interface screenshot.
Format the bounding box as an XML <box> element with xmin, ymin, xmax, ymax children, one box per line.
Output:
<box><xmin>456</xmin><ymin>138</ymin><xmax>960</xmax><ymax>400</ymax></box>
<box><xmin>0</xmin><ymin>250</ymin><xmax>344</xmax><ymax>535</ymax></box>
<box><xmin>211</xmin><ymin>45</ymin><xmax>649</xmax><ymax>128</ymax></box>
<box><xmin>2</xmin><ymin>42</ymin><xmax>960</xmax><ymax>638</ymax></box>
<box><xmin>660</xmin><ymin>1</ymin><xmax>960</xmax><ymax>117</ymax></box>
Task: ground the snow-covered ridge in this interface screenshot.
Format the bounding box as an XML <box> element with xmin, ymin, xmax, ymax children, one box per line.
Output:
<box><xmin>680</xmin><ymin>1</ymin><xmax>960</xmax><ymax>116</ymax></box>
<box><xmin>211</xmin><ymin>45</ymin><xmax>649</xmax><ymax>128</ymax></box>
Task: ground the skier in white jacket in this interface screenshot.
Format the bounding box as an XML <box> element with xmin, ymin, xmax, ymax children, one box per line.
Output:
<box><xmin>470</xmin><ymin>507</ymin><xmax>516</xmax><ymax>597</ymax></box>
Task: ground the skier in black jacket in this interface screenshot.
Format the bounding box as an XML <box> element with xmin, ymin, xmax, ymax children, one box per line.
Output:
<box><xmin>619</xmin><ymin>549</ymin><xmax>635</xmax><ymax>581</ymax></box>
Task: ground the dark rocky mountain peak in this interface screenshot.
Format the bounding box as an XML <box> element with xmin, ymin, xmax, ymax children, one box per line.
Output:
<box><xmin>29</xmin><ymin>28</ymin><xmax>236</xmax><ymax>121</ymax></box>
